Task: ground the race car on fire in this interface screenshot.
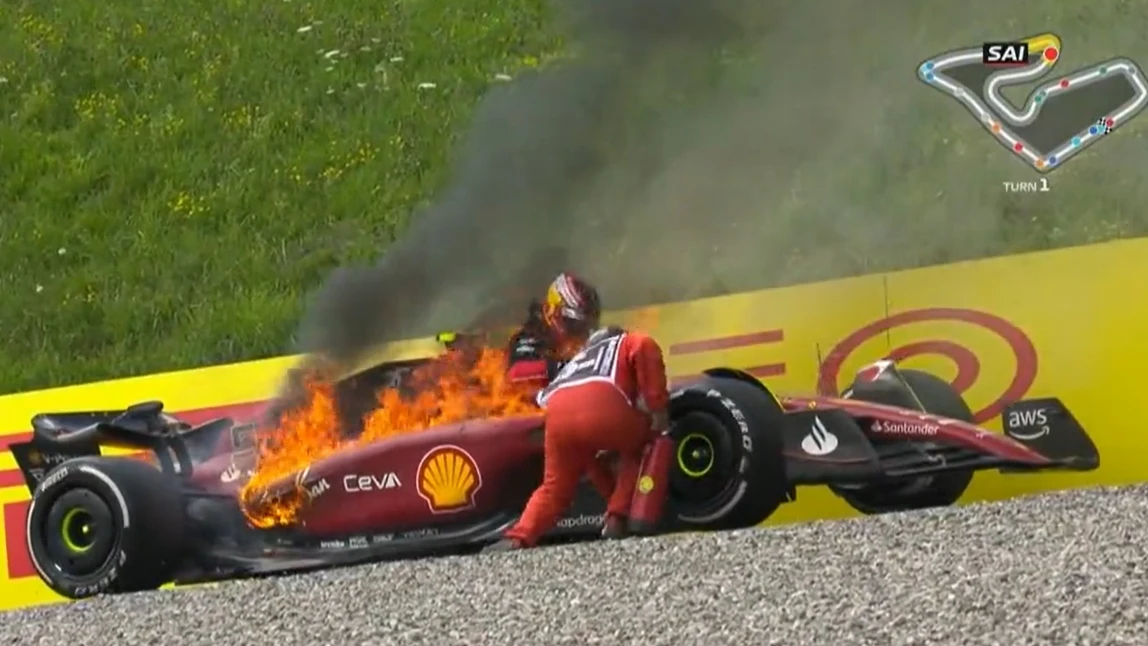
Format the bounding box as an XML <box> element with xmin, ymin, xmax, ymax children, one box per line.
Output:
<box><xmin>10</xmin><ymin>341</ymin><xmax>1098</xmax><ymax>600</ymax></box>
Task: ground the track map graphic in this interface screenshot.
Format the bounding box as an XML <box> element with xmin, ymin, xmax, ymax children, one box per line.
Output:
<box><xmin>918</xmin><ymin>33</ymin><xmax>1148</xmax><ymax>174</ymax></box>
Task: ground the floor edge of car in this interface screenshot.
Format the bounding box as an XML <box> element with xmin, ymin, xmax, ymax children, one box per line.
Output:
<box><xmin>174</xmin><ymin>512</ymin><xmax>520</xmax><ymax>584</ymax></box>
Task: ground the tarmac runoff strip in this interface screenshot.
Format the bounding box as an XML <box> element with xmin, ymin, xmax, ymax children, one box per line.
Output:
<box><xmin>4</xmin><ymin>485</ymin><xmax>1148</xmax><ymax>645</ymax></box>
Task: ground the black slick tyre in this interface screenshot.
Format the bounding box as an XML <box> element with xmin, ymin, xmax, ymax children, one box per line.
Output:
<box><xmin>665</xmin><ymin>372</ymin><xmax>790</xmax><ymax>531</ymax></box>
<box><xmin>25</xmin><ymin>457</ymin><xmax>185</xmax><ymax>599</ymax></box>
<box><xmin>832</xmin><ymin>369</ymin><xmax>975</xmax><ymax>513</ymax></box>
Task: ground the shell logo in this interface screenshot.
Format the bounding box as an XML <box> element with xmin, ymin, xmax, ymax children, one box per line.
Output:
<box><xmin>416</xmin><ymin>445</ymin><xmax>483</xmax><ymax>513</ymax></box>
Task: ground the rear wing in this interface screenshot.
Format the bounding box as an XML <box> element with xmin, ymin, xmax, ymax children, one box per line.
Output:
<box><xmin>9</xmin><ymin>401</ymin><xmax>246</xmax><ymax>495</ymax></box>
<box><xmin>8</xmin><ymin>439</ymin><xmax>102</xmax><ymax>495</ymax></box>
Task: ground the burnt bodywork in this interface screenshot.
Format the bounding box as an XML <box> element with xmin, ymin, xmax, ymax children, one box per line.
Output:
<box><xmin>10</xmin><ymin>359</ymin><xmax>1099</xmax><ymax>596</ymax></box>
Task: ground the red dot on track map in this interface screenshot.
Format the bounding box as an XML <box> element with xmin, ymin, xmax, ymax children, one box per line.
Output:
<box><xmin>1044</xmin><ymin>47</ymin><xmax>1059</xmax><ymax>61</ymax></box>
<box><xmin>1060</xmin><ymin>79</ymin><xmax>1070</xmax><ymax>88</ymax></box>
<box><xmin>1014</xmin><ymin>142</ymin><xmax>1024</xmax><ymax>152</ymax></box>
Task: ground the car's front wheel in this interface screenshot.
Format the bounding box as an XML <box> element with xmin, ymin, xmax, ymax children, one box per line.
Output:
<box><xmin>26</xmin><ymin>457</ymin><xmax>185</xmax><ymax>599</ymax></box>
<box><xmin>830</xmin><ymin>369</ymin><xmax>976</xmax><ymax>514</ymax></box>
<box><xmin>663</xmin><ymin>371</ymin><xmax>791</xmax><ymax>531</ymax></box>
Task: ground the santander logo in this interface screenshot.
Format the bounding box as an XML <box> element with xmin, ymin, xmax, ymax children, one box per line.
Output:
<box><xmin>871</xmin><ymin>420</ymin><xmax>939</xmax><ymax>436</ymax></box>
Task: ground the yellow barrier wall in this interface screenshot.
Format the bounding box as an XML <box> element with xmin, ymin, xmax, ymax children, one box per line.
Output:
<box><xmin>3</xmin><ymin>238</ymin><xmax>1145</xmax><ymax>610</ymax></box>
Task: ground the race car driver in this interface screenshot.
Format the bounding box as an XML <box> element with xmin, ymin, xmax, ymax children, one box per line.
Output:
<box><xmin>434</xmin><ymin>285</ymin><xmax>576</xmax><ymax>399</ymax></box>
<box><xmin>439</xmin><ymin>295</ymin><xmax>566</xmax><ymax>386</ymax></box>
<box><xmin>496</xmin><ymin>280</ymin><xmax>617</xmax><ymax>500</ymax></box>
<box><xmin>504</xmin><ymin>297</ymin><xmax>562</xmax><ymax>385</ymax></box>
<box><xmin>485</xmin><ymin>272</ymin><xmax>671</xmax><ymax>552</ymax></box>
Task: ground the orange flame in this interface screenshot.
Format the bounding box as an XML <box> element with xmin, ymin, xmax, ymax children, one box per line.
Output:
<box><xmin>239</xmin><ymin>346</ymin><xmax>538</xmax><ymax>528</ymax></box>
<box><xmin>362</xmin><ymin>346</ymin><xmax>538</xmax><ymax>442</ymax></box>
<box><xmin>239</xmin><ymin>378</ymin><xmax>345</xmax><ymax>528</ymax></box>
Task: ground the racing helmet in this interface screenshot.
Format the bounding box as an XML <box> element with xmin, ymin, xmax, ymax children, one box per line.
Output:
<box><xmin>542</xmin><ymin>272</ymin><xmax>601</xmax><ymax>340</ymax></box>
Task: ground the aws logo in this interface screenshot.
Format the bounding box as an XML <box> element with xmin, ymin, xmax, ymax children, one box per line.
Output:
<box><xmin>416</xmin><ymin>445</ymin><xmax>482</xmax><ymax>513</ymax></box>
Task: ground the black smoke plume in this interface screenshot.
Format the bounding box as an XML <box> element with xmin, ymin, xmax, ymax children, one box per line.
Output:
<box><xmin>295</xmin><ymin>0</ymin><xmax>1079</xmax><ymax>379</ymax></box>
<box><xmin>294</xmin><ymin>0</ymin><xmax>765</xmax><ymax>369</ymax></box>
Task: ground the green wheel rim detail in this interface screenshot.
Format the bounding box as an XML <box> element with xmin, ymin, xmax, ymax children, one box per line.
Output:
<box><xmin>676</xmin><ymin>433</ymin><xmax>716</xmax><ymax>478</ymax></box>
<box><xmin>59</xmin><ymin>507</ymin><xmax>95</xmax><ymax>554</ymax></box>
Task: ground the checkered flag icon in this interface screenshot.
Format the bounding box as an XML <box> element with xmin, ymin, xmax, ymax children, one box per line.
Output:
<box><xmin>1097</xmin><ymin>118</ymin><xmax>1113</xmax><ymax>134</ymax></box>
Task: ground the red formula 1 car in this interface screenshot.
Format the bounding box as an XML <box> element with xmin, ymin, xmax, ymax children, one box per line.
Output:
<box><xmin>10</xmin><ymin>359</ymin><xmax>1097</xmax><ymax>600</ymax></box>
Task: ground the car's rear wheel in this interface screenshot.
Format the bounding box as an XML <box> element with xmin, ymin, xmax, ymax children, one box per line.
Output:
<box><xmin>664</xmin><ymin>372</ymin><xmax>790</xmax><ymax>531</ymax></box>
<box><xmin>831</xmin><ymin>369</ymin><xmax>975</xmax><ymax>514</ymax></box>
<box><xmin>26</xmin><ymin>457</ymin><xmax>185</xmax><ymax>599</ymax></box>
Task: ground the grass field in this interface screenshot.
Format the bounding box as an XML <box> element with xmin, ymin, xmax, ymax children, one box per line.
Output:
<box><xmin>2</xmin><ymin>0</ymin><xmax>1147</xmax><ymax>394</ymax></box>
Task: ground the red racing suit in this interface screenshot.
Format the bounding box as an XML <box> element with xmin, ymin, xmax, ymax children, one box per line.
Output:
<box><xmin>504</xmin><ymin>324</ymin><xmax>617</xmax><ymax>497</ymax></box>
<box><xmin>503</xmin><ymin>326</ymin><xmax>670</xmax><ymax>547</ymax></box>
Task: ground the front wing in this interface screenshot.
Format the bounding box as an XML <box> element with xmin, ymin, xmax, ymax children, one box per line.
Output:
<box><xmin>777</xmin><ymin>398</ymin><xmax>1099</xmax><ymax>486</ymax></box>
